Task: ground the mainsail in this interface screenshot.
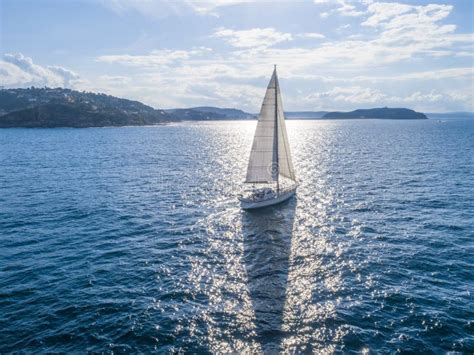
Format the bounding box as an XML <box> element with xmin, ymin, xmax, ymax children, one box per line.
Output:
<box><xmin>245</xmin><ymin>67</ymin><xmax>296</xmax><ymax>184</ymax></box>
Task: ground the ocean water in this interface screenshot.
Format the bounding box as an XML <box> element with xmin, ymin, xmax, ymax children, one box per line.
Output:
<box><xmin>0</xmin><ymin>119</ymin><xmax>473</xmax><ymax>353</ymax></box>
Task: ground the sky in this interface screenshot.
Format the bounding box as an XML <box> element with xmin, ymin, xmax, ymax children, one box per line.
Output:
<box><xmin>0</xmin><ymin>0</ymin><xmax>473</xmax><ymax>112</ymax></box>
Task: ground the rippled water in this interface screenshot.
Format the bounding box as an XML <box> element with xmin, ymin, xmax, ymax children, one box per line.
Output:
<box><xmin>1</xmin><ymin>119</ymin><xmax>473</xmax><ymax>353</ymax></box>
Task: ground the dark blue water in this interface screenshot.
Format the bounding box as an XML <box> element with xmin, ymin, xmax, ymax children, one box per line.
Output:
<box><xmin>1</xmin><ymin>119</ymin><xmax>473</xmax><ymax>353</ymax></box>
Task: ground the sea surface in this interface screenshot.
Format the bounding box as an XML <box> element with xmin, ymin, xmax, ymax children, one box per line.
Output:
<box><xmin>1</xmin><ymin>119</ymin><xmax>473</xmax><ymax>353</ymax></box>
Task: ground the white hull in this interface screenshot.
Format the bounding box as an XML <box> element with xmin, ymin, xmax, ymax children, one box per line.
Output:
<box><xmin>240</xmin><ymin>187</ymin><xmax>296</xmax><ymax>210</ymax></box>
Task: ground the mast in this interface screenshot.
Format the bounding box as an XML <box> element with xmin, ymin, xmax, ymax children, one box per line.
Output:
<box><xmin>274</xmin><ymin>65</ymin><xmax>279</xmax><ymax>193</ymax></box>
<box><xmin>245</xmin><ymin>66</ymin><xmax>294</xmax><ymax>185</ymax></box>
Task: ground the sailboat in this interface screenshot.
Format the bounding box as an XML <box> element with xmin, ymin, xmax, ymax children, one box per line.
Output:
<box><xmin>240</xmin><ymin>66</ymin><xmax>298</xmax><ymax>210</ymax></box>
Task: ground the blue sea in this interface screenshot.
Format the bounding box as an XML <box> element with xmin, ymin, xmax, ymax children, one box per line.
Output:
<box><xmin>1</xmin><ymin>118</ymin><xmax>473</xmax><ymax>353</ymax></box>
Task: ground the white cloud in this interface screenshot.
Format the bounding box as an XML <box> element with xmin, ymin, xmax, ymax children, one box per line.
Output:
<box><xmin>0</xmin><ymin>61</ymin><xmax>34</xmax><ymax>86</ymax></box>
<box><xmin>284</xmin><ymin>67</ymin><xmax>474</xmax><ymax>83</ymax></box>
<box><xmin>297</xmin><ymin>32</ymin><xmax>326</xmax><ymax>39</ymax></box>
<box><xmin>337</xmin><ymin>24</ymin><xmax>351</xmax><ymax>31</ymax></box>
<box><xmin>93</xmin><ymin>0</ymin><xmax>473</xmax><ymax>111</ymax></box>
<box><xmin>92</xmin><ymin>70</ymin><xmax>265</xmax><ymax>109</ymax></box>
<box><xmin>100</xmin><ymin>1</ymin><xmax>472</xmax><ymax>85</ymax></box>
<box><xmin>314</xmin><ymin>0</ymin><xmax>367</xmax><ymax>17</ymax></box>
<box><xmin>48</xmin><ymin>66</ymin><xmax>80</xmax><ymax>84</ymax></box>
<box><xmin>213</xmin><ymin>28</ymin><xmax>325</xmax><ymax>49</ymax></box>
<box><xmin>187</xmin><ymin>0</ymin><xmax>253</xmax><ymax>15</ymax></box>
<box><xmin>393</xmin><ymin>90</ymin><xmax>473</xmax><ymax>112</ymax></box>
<box><xmin>303</xmin><ymin>86</ymin><xmax>473</xmax><ymax>112</ymax></box>
<box><xmin>362</xmin><ymin>2</ymin><xmax>457</xmax><ymax>50</ymax></box>
<box><xmin>97</xmin><ymin>75</ymin><xmax>131</xmax><ymax>85</ymax></box>
<box><xmin>337</xmin><ymin>0</ymin><xmax>366</xmax><ymax>16</ymax></box>
<box><xmin>213</xmin><ymin>27</ymin><xmax>293</xmax><ymax>48</ymax></box>
<box><xmin>354</xmin><ymin>2</ymin><xmax>474</xmax><ymax>64</ymax></box>
<box><xmin>96</xmin><ymin>47</ymin><xmax>212</xmax><ymax>66</ymax></box>
<box><xmin>305</xmin><ymin>86</ymin><xmax>387</xmax><ymax>104</ymax></box>
<box><xmin>0</xmin><ymin>53</ymin><xmax>80</xmax><ymax>88</ymax></box>
<box><xmin>100</xmin><ymin>0</ymin><xmax>253</xmax><ymax>18</ymax></box>
<box><xmin>101</xmin><ymin>0</ymin><xmax>185</xmax><ymax>19</ymax></box>
<box><xmin>388</xmin><ymin>67</ymin><xmax>474</xmax><ymax>81</ymax></box>
<box><xmin>362</xmin><ymin>2</ymin><xmax>413</xmax><ymax>27</ymax></box>
<box><xmin>402</xmin><ymin>90</ymin><xmax>443</xmax><ymax>103</ymax></box>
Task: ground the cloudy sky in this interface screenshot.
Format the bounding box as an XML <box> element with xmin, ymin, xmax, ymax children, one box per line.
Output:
<box><xmin>1</xmin><ymin>0</ymin><xmax>473</xmax><ymax>112</ymax></box>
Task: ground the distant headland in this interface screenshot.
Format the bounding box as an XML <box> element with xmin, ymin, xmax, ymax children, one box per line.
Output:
<box><xmin>1</xmin><ymin>87</ymin><xmax>470</xmax><ymax>128</ymax></box>
<box><xmin>322</xmin><ymin>107</ymin><xmax>427</xmax><ymax>120</ymax></box>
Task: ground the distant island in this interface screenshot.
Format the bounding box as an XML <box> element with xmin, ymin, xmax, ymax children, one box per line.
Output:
<box><xmin>1</xmin><ymin>87</ymin><xmax>470</xmax><ymax>128</ymax></box>
<box><xmin>323</xmin><ymin>107</ymin><xmax>427</xmax><ymax>120</ymax></box>
<box><xmin>165</xmin><ymin>106</ymin><xmax>254</xmax><ymax>120</ymax></box>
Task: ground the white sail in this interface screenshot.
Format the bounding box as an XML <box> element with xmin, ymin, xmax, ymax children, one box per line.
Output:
<box><xmin>245</xmin><ymin>67</ymin><xmax>296</xmax><ymax>183</ymax></box>
<box><xmin>276</xmin><ymin>75</ymin><xmax>296</xmax><ymax>181</ymax></box>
